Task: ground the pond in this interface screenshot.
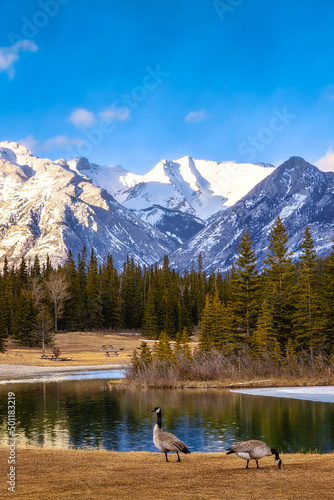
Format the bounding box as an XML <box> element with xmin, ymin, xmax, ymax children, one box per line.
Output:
<box><xmin>0</xmin><ymin>376</ymin><xmax>333</xmax><ymax>453</ymax></box>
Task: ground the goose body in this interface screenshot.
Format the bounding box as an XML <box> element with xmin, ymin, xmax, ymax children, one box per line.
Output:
<box><xmin>151</xmin><ymin>407</ymin><xmax>190</xmax><ymax>462</ymax></box>
<box><xmin>226</xmin><ymin>440</ymin><xmax>282</xmax><ymax>469</ymax></box>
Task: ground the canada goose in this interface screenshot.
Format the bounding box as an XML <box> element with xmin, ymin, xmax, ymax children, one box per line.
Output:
<box><xmin>151</xmin><ymin>407</ymin><xmax>190</xmax><ymax>462</ymax></box>
<box><xmin>226</xmin><ymin>440</ymin><xmax>282</xmax><ymax>469</ymax></box>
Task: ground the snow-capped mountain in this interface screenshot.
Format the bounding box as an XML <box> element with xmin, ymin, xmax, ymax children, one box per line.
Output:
<box><xmin>68</xmin><ymin>155</ymin><xmax>275</xmax><ymax>220</ymax></box>
<box><xmin>170</xmin><ymin>157</ymin><xmax>334</xmax><ymax>272</ymax></box>
<box><xmin>0</xmin><ymin>142</ymin><xmax>176</xmax><ymax>269</ymax></box>
<box><xmin>1</xmin><ymin>142</ymin><xmax>332</xmax><ymax>273</ymax></box>
<box><xmin>67</xmin><ymin>156</ymin><xmax>141</xmax><ymax>203</ymax></box>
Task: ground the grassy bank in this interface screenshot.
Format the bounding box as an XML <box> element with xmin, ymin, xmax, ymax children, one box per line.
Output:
<box><xmin>1</xmin><ymin>448</ymin><xmax>333</xmax><ymax>500</ymax></box>
<box><xmin>124</xmin><ymin>348</ymin><xmax>334</xmax><ymax>388</ymax></box>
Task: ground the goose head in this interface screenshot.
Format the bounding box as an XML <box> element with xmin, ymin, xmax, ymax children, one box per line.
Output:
<box><xmin>271</xmin><ymin>448</ymin><xmax>282</xmax><ymax>469</ymax></box>
<box><xmin>151</xmin><ymin>407</ymin><xmax>161</xmax><ymax>413</ymax></box>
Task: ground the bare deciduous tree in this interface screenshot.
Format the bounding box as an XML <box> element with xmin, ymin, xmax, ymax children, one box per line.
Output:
<box><xmin>32</xmin><ymin>305</ymin><xmax>54</xmax><ymax>355</ymax></box>
<box><xmin>45</xmin><ymin>272</ymin><xmax>71</xmax><ymax>333</ymax></box>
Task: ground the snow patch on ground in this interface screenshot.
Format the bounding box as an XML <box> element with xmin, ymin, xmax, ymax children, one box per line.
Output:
<box><xmin>231</xmin><ymin>386</ymin><xmax>334</xmax><ymax>403</ymax></box>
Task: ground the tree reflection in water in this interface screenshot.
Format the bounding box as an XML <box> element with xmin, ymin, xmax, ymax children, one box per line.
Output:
<box><xmin>0</xmin><ymin>380</ymin><xmax>333</xmax><ymax>453</ymax></box>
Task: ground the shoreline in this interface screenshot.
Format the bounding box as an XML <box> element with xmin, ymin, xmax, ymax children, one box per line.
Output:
<box><xmin>0</xmin><ymin>363</ymin><xmax>125</xmax><ymax>381</ymax></box>
<box><xmin>114</xmin><ymin>375</ymin><xmax>334</xmax><ymax>389</ymax></box>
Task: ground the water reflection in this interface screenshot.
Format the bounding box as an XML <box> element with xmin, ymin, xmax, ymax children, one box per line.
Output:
<box><xmin>0</xmin><ymin>380</ymin><xmax>333</xmax><ymax>453</ymax></box>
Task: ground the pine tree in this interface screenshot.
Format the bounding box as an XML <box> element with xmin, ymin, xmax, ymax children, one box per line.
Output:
<box><xmin>250</xmin><ymin>300</ymin><xmax>276</xmax><ymax>359</ymax></box>
<box><xmin>62</xmin><ymin>251</ymin><xmax>80</xmax><ymax>330</ymax></box>
<box><xmin>231</xmin><ymin>229</ymin><xmax>259</xmax><ymax>338</ymax></box>
<box><xmin>138</xmin><ymin>341</ymin><xmax>153</xmax><ymax>365</ymax></box>
<box><xmin>142</xmin><ymin>288</ymin><xmax>159</xmax><ymax>338</ymax></box>
<box><xmin>86</xmin><ymin>249</ymin><xmax>103</xmax><ymax>328</ymax></box>
<box><xmin>293</xmin><ymin>227</ymin><xmax>323</xmax><ymax>360</ymax></box>
<box><xmin>263</xmin><ymin>216</ymin><xmax>295</xmax><ymax>346</ymax></box>
<box><xmin>11</xmin><ymin>290</ymin><xmax>37</xmax><ymax>345</ymax></box>
<box><xmin>323</xmin><ymin>241</ymin><xmax>334</xmax><ymax>350</ymax></box>
<box><xmin>199</xmin><ymin>290</ymin><xmax>235</xmax><ymax>352</ymax></box>
<box><xmin>120</xmin><ymin>257</ymin><xmax>143</xmax><ymax>329</ymax></box>
<box><xmin>101</xmin><ymin>254</ymin><xmax>121</xmax><ymax>328</ymax></box>
<box><xmin>154</xmin><ymin>331</ymin><xmax>174</xmax><ymax>362</ymax></box>
<box><xmin>76</xmin><ymin>247</ymin><xmax>88</xmax><ymax>329</ymax></box>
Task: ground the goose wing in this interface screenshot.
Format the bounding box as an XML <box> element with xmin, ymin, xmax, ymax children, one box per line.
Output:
<box><xmin>159</xmin><ymin>431</ymin><xmax>189</xmax><ymax>452</ymax></box>
<box><xmin>228</xmin><ymin>440</ymin><xmax>270</xmax><ymax>457</ymax></box>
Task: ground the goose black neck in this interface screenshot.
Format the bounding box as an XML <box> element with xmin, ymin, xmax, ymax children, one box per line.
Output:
<box><xmin>271</xmin><ymin>448</ymin><xmax>279</xmax><ymax>459</ymax></box>
<box><xmin>156</xmin><ymin>411</ymin><xmax>162</xmax><ymax>428</ymax></box>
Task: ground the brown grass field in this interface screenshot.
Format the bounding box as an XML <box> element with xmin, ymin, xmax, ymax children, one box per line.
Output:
<box><xmin>2</xmin><ymin>331</ymin><xmax>334</xmax><ymax>387</ymax></box>
<box><xmin>1</xmin><ymin>448</ymin><xmax>333</xmax><ymax>500</ymax></box>
<box><xmin>0</xmin><ymin>331</ymin><xmax>141</xmax><ymax>367</ymax></box>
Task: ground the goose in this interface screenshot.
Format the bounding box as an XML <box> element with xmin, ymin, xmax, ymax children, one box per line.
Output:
<box><xmin>151</xmin><ymin>407</ymin><xmax>190</xmax><ymax>462</ymax></box>
<box><xmin>226</xmin><ymin>440</ymin><xmax>282</xmax><ymax>469</ymax></box>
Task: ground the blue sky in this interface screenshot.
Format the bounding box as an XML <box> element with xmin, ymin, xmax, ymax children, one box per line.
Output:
<box><xmin>1</xmin><ymin>0</ymin><xmax>334</xmax><ymax>173</ymax></box>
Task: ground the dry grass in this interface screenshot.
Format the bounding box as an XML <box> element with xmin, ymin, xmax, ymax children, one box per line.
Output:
<box><xmin>0</xmin><ymin>448</ymin><xmax>333</xmax><ymax>500</ymax></box>
<box><xmin>0</xmin><ymin>332</ymin><xmax>143</xmax><ymax>367</ymax></box>
<box><xmin>126</xmin><ymin>346</ymin><xmax>334</xmax><ymax>388</ymax></box>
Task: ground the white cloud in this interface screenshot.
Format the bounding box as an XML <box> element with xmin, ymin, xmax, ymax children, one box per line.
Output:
<box><xmin>69</xmin><ymin>108</ymin><xmax>96</xmax><ymax>128</ymax></box>
<box><xmin>18</xmin><ymin>134</ymin><xmax>39</xmax><ymax>152</ymax></box>
<box><xmin>0</xmin><ymin>40</ymin><xmax>38</xmax><ymax>79</ymax></box>
<box><xmin>184</xmin><ymin>109</ymin><xmax>208</xmax><ymax>123</ymax></box>
<box><xmin>315</xmin><ymin>148</ymin><xmax>334</xmax><ymax>172</ymax></box>
<box><xmin>99</xmin><ymin>106</ymin><xmax>131</xmax><ymax>122</ymax></box>
<box><xmin>43</xmin><ymin>135</ymin><xmax>84</xmax><ymax>151</ymax></box>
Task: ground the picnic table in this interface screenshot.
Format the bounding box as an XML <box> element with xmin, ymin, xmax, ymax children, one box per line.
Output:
<box><xmin>104</xmin><ymin>351</ymin><xmax>118</xmax><ymax>357</ymax></box>
<box><xmin>40</xmin><ymin>355</ymin><xmax>73</xmax><ymax>361</ymax></box>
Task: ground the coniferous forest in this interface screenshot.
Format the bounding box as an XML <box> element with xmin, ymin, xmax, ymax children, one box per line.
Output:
<box><xmin>0</xmin><ymin>216</ymin><xmax>333</xmax><ymax>365</ymax></box>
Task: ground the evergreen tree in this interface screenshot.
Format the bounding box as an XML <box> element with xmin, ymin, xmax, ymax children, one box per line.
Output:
<box><xmin>142</xmin><ymin>288</ymin><xmax>159</xmax><ymax>338</ymax></box>
<box><xmin>323</xmin><ymin>241</ymin><xmax>334</xmax><ymax>350</ymax></box>
<box><xmin>231</xmin><ymin>229</ymin><xmax>259</xmax><ymax>338</ymax></box>
<box><xmin>154</xmin><ymin>331</ymin><xmax>174</xmax><ymax>362</ymax></box>
<box><xmin>250</xmin><ymin>300</ymin><xmax>278</xmax><ymax>359</ymax></box>
<box><xmin>199</xmin><ymin>290</ymin><xmax>234</xmax><ymax>352</ymax></box>
<box><xmin>293</xmin><ymin>227</ymin><xmax>323</xmax><ymax>359</ymax></box>
<box><xmin>77</xmin><ymin>247</ymin><xmax>88</xmax><ymax>328</ymax></box>
<box><xmin>86</xmin><ymin>249</ymin><xmax>103</xmax><ymax>328</ymax></box>
<box><xmin>62</xmin><ymin>251</ymin><xmax>80</xmax><ymax>330</ymax></box>
<box><xmin>120</xmin><ymin>257</ymin><xmax>143</xmax><ymax>329</ymax></box>
<box><xmin>101</xmin><ymin>254</ymin><xmax>121</xmax><ymax>328</ymax></box>
<box><xmin>138</xmin><ymin>341</ymin><xmax>153</xmax><ymax>365</ymax></box>
<box><xmin>263</xmin><ymin>216</ymin><xmax>295</xmax><ymax>346</ymax></box>
<box><xmin>11</xmin><ymin>290</ymin><xmax>37</xmax><ymax>345</ymax></box>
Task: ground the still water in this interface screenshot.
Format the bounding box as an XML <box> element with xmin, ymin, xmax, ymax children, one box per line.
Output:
<box><xmin>0</xmin><ymin>376</ymin><xmax>333</xmax><ymax>453</ymax></box>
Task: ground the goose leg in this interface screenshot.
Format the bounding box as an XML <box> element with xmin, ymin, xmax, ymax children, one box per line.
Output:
<box><xmin>164</xmin><ymin>452</ymin><xmax>169</xmax><ymax>462</ymax></box>
<box><xmin>177</xmin><ymin>452</ymin><xmax>181</xmax><ymax>462</ymax></box>
<box><xmin>256</xmin><ymin>460</ymin><xmax>260</xmax><ymax>469</ymax></box>
<box><xmin>246</xmin><ymin>460</ymin><xmax>249</xmax><ymax>469</ymax></box>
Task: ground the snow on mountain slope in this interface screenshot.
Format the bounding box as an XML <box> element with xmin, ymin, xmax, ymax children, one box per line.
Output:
<box><xmin>170</xmin><ymin>157</ymin><xmax>334</xmax><ymax>273</ymax></box>
<box><xmin>67</xmin><ymin>157</ymin><xmax>142</xmax><ymax>203</ymax></box>
<box><xmin>123</xmin><ymin>156</ymin><xmax>275</xmax><ymax>220</ymax></box>
<box><xmin>67</xmin><ymin>155</ymin><xmax>275</xmax><ymax>221</ymax></box>
<box><xmin>0</xmin><ymin>142</ymin><xmax>176</xmax><ymax>269</ymax></box>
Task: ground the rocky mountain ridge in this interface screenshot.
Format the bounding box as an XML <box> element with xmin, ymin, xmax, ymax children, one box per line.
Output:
<box><xmin>0</xmin><ymin>142</ymin><xmax>333</xmax><ymax>271</ymax></box>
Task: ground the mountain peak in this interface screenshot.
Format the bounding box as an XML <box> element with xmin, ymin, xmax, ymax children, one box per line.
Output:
<box><xmin>68</xmin><ymin>157</ymin><xmax>91</xmax><ymax>171</ymax></box>
<box><xmin>279</xmin><ymin>156</ymin><xmax>314</xmax><ymax>169</ymax></box>
<box><xmin>0</xmin><ymin>141</ymin><xmax>33</xmax><ymax>164</ymax></box>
